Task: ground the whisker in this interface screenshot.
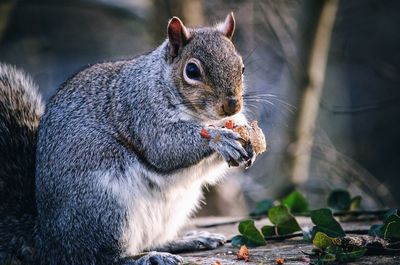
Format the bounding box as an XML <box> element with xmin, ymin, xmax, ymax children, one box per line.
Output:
<box><xmin>244</xmin><ymin>98</ymin><xmax>275</xmax><ymax>107</ymax></box>
<box><xmin>244</xmin><ymin>98</ymin><xmax>296</xmax><ymax>117</ymax></box>
<box><xmin>243</xmin><ymin>94</ymin><xmax>297</xmax><ymax>112</ymax></box>
<box><xmin>243</xmin><ymin>93</ymin><xmax>280</xmax><ymax>98</ymax></box>
<box><xmin>247</xmin><ymin>99</ymin><xmax>295</xmax><ymax>114</ymax></box>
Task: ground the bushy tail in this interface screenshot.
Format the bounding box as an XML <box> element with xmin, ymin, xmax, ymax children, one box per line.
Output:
<box><xmin>0</xmin><ymin>63</ymin><xmax>44</xmax><ymax>264</ymax></box>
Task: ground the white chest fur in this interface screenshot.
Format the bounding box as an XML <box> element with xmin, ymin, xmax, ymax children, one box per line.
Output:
<box><xmin>99</xmin><ymin>153</ymin><xmax>228</xmax><ymax>255</ymax></box>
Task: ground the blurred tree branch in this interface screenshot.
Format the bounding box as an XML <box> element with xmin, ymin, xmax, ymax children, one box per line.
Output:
<box><xmin>289</xmin><ymin>0</ymin><xmax>339</xmax><ymax>184</ymax></box>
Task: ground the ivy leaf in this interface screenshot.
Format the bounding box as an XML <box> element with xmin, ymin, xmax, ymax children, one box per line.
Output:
<box><xmin>317</xmin><ymin>253</ymin><xmax>336</xmax><ymax>263</ymax></box>
<box><xmin>313</xmin><ymin>232</ymin><xmax>334</xmax><ymax>249</ymax></box>
<box><xmin>350</xmin><ymin>196</ymin><xmax>362</xmax><ymax>210</ymax></box>
<box><xmin>268</xmin><ymin>205</ymin><xmax>301</xmax><ymax>235</ymax></box>
<box><xmin>281</xmin><ymin>190</ymin><xmax>309</xmax><ymax>214</ymax></box>
<box><xmin>311</xmin><ymin>233</ymin><xmax>367</xmax><ymax>264</ymax></box>
<box><xmin>310</xmin><ymin>252</ymin><xmax>336</xmax><ymax>265</ymax></box>
<box><xmin>231</xmin><ymin>235</ymin><xmax>244</xmax><ymax>247</ymax></box>
<box><xmin>237</xmin><ymin>220</ymin><xmax>266</xmax><ymax>246</ymax></box>
<box><xmin>327</xmin><ymin>189</ymin><xmax>351</xmax><ymax>211</ymax></box>
<box><xmin>250</xmin><ymin>199</ymin><xmax>274</xmax><ymax>217</ymax></box>
<box><xmin>383</xmin><ymin>214</ymin><xmax>400</xmax><ymax>240</ymax></box>
<box><xmin>368</xmin><ymin>210</ymin><xmax>400</xmax><ymax>239</ymax></box>
<box><xmin>231</xmin><ymin>234</ymin><xmax>265</xmax><ymax>248</ymax></box>
<box><xmin>311</xmin><ymin>208</ymin><xmax>345</xmax><ymax>238</ymax></box>
<box><xmin>261</xmin><ymin>225</ymin><xmax>275</xmax><ymax>237</ymax></box>
<box><xmin>335</xmin><ymin>246</ymin><xmax>367</xmax><ymax>262</ymax></box>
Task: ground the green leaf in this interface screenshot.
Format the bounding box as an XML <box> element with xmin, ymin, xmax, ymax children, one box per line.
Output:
<box><xmin>277</xmin><ymin>218</ymin><xmax>302</xmax><ymax>235</ymax></box>
<box><xmin>268</xmin><ymin>205</ymin><xmax>291</xmax><ymax>224</ymax></box>
<box><xmin>310</xmin><ymin>252</ymin><xmax>336</xmax><ymax>265</ymax></box>
<box><xmin>335</xmin><ymin>246</ymin><xmax>367</xmax><ymax>262</ymax></box>
<box><xmin>231</xmin><ymin>234</ymin><xmax>266</xmax><ymax>248</ymax></box>
<box><xmin>325</xmin><ymin>245</ymin><xmax>343</xmax><ymax>255</ymax></box>
<box><xmin>249</xmin><ymin>199</ymin><xmax>274</xmax><ymax>217</ymax></box>
<box><xmin>231</xmin><ymin>235</ymin><xmax>244</xmax><ymax>247</ymax></box>
<box><xmin>368</xmin><ymin>224</ymin><xmax>383</xmax><ymax>237</ymax></box>
<box><xmin>268</xmin><ymin>205</ymin><xmax>301</xmax><ymax>235</ymax></box>
<box><xmin>281</xmin><ymin>190</ymin><xmax>309</xmax><ymax>214</ymax></box>
<box><xmin>383</xmin><ymin>214</ymin><xmax>400</xmax><ymax>240</ymax></box>
<box><xmin>313</xmin><ymin>232</ymin><xmax>333</xmax><ymax>249</ymax></box>
<box><xmin>311</xmin><ymin>208</ymin><xmax>345</xmax><ymax>238</ymax></box>
<box><xmin>350</xmin><ymin>196</ymin><xmax>362</xmax><ymax>210</ymax></box>
<box><xmin>318</xmin><ymin>253</ymin><xmax>336</xmax><ymax>263</ymax></box>
<box><xmin>238</xmin><ymin>220</ymin><xmax>266</xmax><ymax>246</ymax></box>
<box><xmin>261</xmin><ymin>225</ymin><xmax>275</xmax><ymax>237</ymax></box>
<box><xmin>327</xmin><ymin>189</ymin><xmax>351</xmax><ymax>211</ymax></box>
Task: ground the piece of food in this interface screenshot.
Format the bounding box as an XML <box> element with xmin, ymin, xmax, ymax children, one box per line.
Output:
<box><xmin>276</xmin><ymin>258</ymin><xmax>285</xmax><ymax>264</ymax></box>
<box><xmin>232</xmin><ymin>121</ymin><xmax>266</xmax><ymax>155</ymax></box>
<box><xmin>200</xmin><ymin>128</ymin><xmax>210</xmax><ymax>139</ymax></box>
<box><xmin>249</xmin><ymin>120</ymin><xmax>267</xmax><ymax>155</ymax></box>
<box><xmin>225</xmin><ymin>120</ymin><xmax>234</xmax><ymax>129</ymax></box>
<box><xmin>236</xmin><ymin>245</ymin><xmax>250</xmax><ymax>261</ymax></box>
<box><xmin>232</xmin><ymin>125</ymin><xmax>250</xmax><ymax>146</ymax></box>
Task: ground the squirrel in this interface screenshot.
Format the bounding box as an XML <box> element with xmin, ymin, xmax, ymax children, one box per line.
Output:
<box><xmin>0</xmin><ymin>13</ymin><xmax>257</xmax><ymax>265</ymax></box>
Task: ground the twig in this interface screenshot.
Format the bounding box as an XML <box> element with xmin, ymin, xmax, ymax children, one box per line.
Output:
<box><xmin>264</xmin><ymin>232</ymin><xmax>304</xmax><ymax>241</ymax></box>
<box><xmin>196</xmin><ymin>210</ymin><xmax>390</xmax><ymax>228</ymax></box>
<box><xmin>296</xmin><ymin>209</ymin><xmax>390</xmax><ymax>218</ymax></box>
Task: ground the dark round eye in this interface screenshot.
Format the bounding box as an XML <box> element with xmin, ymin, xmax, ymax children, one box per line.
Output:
<box><xmin>242</xmin><ymin>66</ymin><xmax>245</xmax><ymax>74</ymax></box>
<box><xmin>185</xmin><ymin>63</ymin><xmax>202</xmax><ymax>80</ymax></box>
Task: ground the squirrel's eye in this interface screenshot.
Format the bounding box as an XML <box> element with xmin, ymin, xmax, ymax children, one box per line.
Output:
<box><xmin>185</xmin><ymin>63</ymin><xmax>202</xmax><ymax>80</ymax></box>
<box><xmin>242</xmin><ymin>66</ymin><xmax>245</xmax><ymax>74</ymax></box>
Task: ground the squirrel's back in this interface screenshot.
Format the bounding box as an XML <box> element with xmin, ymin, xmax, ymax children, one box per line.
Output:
<box><xmin>0</xmin><ymin>63</ymin><xmax>44</xmax><ymax>264</ymax></box>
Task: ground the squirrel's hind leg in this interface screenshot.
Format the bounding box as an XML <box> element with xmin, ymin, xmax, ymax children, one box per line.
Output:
<box><xmin>118</xmin><ymin>252</ymin><xmax>183</xmax><ymax>265</ymax></box>
<box><xmin>151</xmin><ymin>231</ymin><xmax>226</xmax><ymax>254</ymax></box>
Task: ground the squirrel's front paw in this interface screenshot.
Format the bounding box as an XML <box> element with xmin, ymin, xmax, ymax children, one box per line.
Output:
<box><xmin>205</xmin><ymin>128</ymin><xmax>250</xmax><ymax>166</ymax></box>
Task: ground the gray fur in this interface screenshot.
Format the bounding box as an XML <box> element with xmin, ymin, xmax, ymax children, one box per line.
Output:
<box><xmin>1</xmin><ymin>15</ymin><xmax>250</xmax><ymax>265</ymax></box>
<box><xmin>0</xmin><ymin>63</ymin><xmax>44</xmax><ymax>265</ymax></box>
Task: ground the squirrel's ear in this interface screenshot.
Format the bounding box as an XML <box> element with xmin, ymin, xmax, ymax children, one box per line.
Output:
<box><xmin>218</xmin><ymin>12</ymin><xmax>235</xmax><ymax>39</ymax></box>
<box><xmin>167</xmin><ymin>17</ymin><xmax>191</xmax><ymax>58</ymax></box>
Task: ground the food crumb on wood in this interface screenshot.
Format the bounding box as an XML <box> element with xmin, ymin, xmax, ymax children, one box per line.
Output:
<box><xmin>237</xmin><ymin>245</ymin><xmax>250</xmax><ymax>261</ymax></box>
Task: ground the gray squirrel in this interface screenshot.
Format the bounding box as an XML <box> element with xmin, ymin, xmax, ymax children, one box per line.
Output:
<box><xmin>0</xmin><ymin>13</ymin><xmax>257</xmax><ymax>265</ymax></box>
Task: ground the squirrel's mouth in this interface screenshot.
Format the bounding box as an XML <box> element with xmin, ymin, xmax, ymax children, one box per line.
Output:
<box><xmin>218</xmin><ymin>98</ymin><xmax>243</xmax><ymax>117</ymax></box>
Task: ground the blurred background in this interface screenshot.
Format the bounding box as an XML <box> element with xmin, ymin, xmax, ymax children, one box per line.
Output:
<box><xmin>0</xmin><ymin>0</ymin><xmax>398</xmax><ymax>215</ymax></box>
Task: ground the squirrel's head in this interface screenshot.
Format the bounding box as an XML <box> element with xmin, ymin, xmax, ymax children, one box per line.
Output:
<box><xmin>167</xmin><ymin>13</ymin><xmax>244</xmax><ymax>122</ymax></box>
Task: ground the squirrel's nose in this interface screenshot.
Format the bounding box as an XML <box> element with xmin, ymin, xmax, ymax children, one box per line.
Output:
<box><xmin>223</xmin><ymin>98</ymin><xmax>241</xmax><ymax>116</ymax></box>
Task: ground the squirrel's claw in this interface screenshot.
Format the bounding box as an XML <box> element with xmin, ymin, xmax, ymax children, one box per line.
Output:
<box><xmin>207</xmin><ymin>128</ymin><xmax>250</xmax><ymax>167</ymax></box>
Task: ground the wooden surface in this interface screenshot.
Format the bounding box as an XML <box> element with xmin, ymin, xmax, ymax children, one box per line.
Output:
<box><xmin>178</xmin><ymin>217</ymin><xmax>400</xmax><ymax>265</ymax></box>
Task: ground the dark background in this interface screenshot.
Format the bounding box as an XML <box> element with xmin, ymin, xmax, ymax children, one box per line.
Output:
<box><xmin>0</xmin><ymin>0</ymin><xmax>398</xmax><ymax>214</ymax></box>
